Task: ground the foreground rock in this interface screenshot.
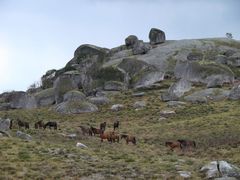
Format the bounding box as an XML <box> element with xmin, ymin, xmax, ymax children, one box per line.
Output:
<box><xmin>167</xmin><ymin>101</ymin><xmax>187</xmax><ymax>107</ymax></box>
<box><xmin>201</xmin><ymin>161</ymin><xmax>240</xmax><ymax>179</ymax></box>
<box><xmin>54</xmin><ymin>100</ymin><xmax>98</xmax><ymax>114</ymax></box>
<box><xmin>160</xmin><ymin>110</ymin><xmax>176</xmax><ymax>117</ymax></box>
<box><xmin>16</xmin><ymin>131</ymin><xmax>32</xmax><ymax>141</ymax></box>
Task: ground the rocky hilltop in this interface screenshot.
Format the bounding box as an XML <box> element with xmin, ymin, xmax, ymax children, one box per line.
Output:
<box><xmin>1</xmin><ymin>28</ymin><xmax>240</xmax><ymax>113</ymax></box>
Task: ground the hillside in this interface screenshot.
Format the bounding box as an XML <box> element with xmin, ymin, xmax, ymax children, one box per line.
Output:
<box><xmin>1</xmin><ymin>28</ymin><xmax>240</xmax><ymax>179</ymax></box>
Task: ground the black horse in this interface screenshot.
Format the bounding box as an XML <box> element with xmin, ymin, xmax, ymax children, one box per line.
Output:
<box><xmin>100</xmin><ymin>122</ymin><xmax>107</xmax><ymax>131</ymax></box>
<box><xmin>43</xmin><ymin>121</ymin><xmax>57</xmax><ymax>130</ymax></box>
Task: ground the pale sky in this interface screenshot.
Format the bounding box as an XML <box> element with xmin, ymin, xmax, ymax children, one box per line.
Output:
<box><xmin>0</xmin><ymin>0</ymin><xmax>239</xmax><ymax>93</ymax></box>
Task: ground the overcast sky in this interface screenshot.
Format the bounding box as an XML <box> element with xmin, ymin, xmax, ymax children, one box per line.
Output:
<box><xmin>0</xmin><ymin>0</ymin><xmax>239</xmax><ymax>93</ymax></box>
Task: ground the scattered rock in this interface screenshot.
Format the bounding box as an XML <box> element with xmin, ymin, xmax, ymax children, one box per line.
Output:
<box><xmin>228</xmin><ymin>85</ymin><xmax>240</xmax><ymax>100</ymax></box>
<box><xmin>227</xmin><ymin>52</ymin><xmax>240</xmax><ymax>67</ymax></box>
<box><xmin>187</xmin><ymin>52</ymin><xmax>203</xmax><ymax>61</ymax></box>
<box><xmin>167</xmin><ymin>101</ymin><xmax>187</xmax><ymax>107</ymax></box>
<box><xmin>111</xmin><ymin>104</ymin><xmax>124</xmax><ymax>111</ymax></box>
<box><xmin>216</xmin><ymin>55</ymin><xmax>227</xmax><ymax>64</ymax></box>
<box><xmin>207</xmin><ymin>76</ymin><xmax>225</xmax><ymax>88</ymax></box>
<box><xmin>76</xmin><ymin>142</ymin><xmax>88</xmax><ymax>148</ymax></box>
<box><xmin>149</xmin><ymin>28</ymin><xmax>166</xmax><ymax>44</ymax></box>
<box><xmin>160</xmin><ymin>110</ymin><xmax>176</xmax><ymax>117</ymax></box>
<box><xmin>158</xmin><ymin>117</ymin><xmax>167</xmax><ymax>121</ymax></box>
<box><xmin>16</xmin><ymin>131</ymin><xmax>32</xmax><ymax>141</ymax></box>
<box><xmin>178</xmin><ymin>171</ymin><xmax>191</xmax><ymax>179</ymax></box>
<box><xmin>200</xmin><ymin>161</ymin><xmax>240</xmax><ymax>179</ymax></box>
<box><xmin>132</xmin><ymin>92</ymin><xmax>145</xmax><ymax>97</ymax></box>
<box><xmin>88</xmin><ymin>96</ymin><xmax>110</xmax><ymax>106</ymax></box>
<box><xmin>133</xmin><ymin>101</ymin><xmax>146</xmax><ymax>109</ymax></box>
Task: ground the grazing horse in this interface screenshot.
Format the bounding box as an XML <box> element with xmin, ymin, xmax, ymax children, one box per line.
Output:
<box><xmin>177</xmin><ymin>139</ymin><xmax>196</xmax><ymax>151</ymax></box>
<box><xmin>165</xmin><ymin>141</ymin><xmax>182</xmax><ymax>151</ymax></box>
<box><xmin>34</xmin><ymin>120</ymin><xmax>44</xmax><ymax>129</ymax></box>
<box><xmin>79</xmin><ymin>125</ymin><xmax>92</xmax><ymax>136</ymax></box>
<box><xmin>113</xmin><ymin>120</ymin><xmax>119</xmax><ymax>131</ymax></box>
<box><xmin>121</xmin><ymin>134</ymin><xmax>136</xmax><ymax>145</ymax></box>
<box><xmin>100</xmin><ymin>122</ymin><xmax>107</xmax><ymax>131</ymax></box>
<box><xmin>43</xmin><ymin>121</ymin><xmax>57</xmax><ymax>130</ymax></box>
<box><xmin>17</xmin><ymin>119</ymin><xmax>29</xmax><ymax>129</ymax></box>
<box><xmin>100</xmin><ymin>130</ymin><xmax>115</xmax><ymax>143</ymax></box>
<box><xmin>91</xmin><ymin>126</ymin><xmax>102</xmax><ymax>136</ymax></box>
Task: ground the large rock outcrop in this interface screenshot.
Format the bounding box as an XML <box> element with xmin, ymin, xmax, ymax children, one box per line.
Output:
<box><xmin>228</xmin><ymin>84</ymin><xmax>240</xmax><ymax>100</ymax></box>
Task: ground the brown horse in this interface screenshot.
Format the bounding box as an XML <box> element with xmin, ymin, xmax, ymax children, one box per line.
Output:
<box><xmin>165</xmin><ymin>141</ymin><xmax>182</xmax><ymax>151</ymax></box>
<box><xmin>177</xmin><ymin>139</ymin><xmax>196</xmax><ymax>151</ymax></box>
<box><xmin>113</xmin><ymin>120</ymin><xmax>119</xmax><ymax>131</ymax></box>
<box><xmin>79</xmin><ymin>125</ymin><xmax>92</xmax><ymax>136</ymax></box>
<box><xmin>100</xmin><ymin>122</ymin><xmax>106</xmax><ymax>131</ymax></box>
<box><xmin>100</xmin><ymin>130</ymin><xmax>114</xmax><ymax>142</ymax></box>
<box><xmin>121</xmin><ymin>134</ymin><xmax>136</xmax><ymax>145</ymax></box>
<box><xmin>91</xmin><ymin>126</ymin><xmax>102</xmax><ymax>136</ymax></box>
<box><xmin>34</xmin><ymin>120</ymin><xmax>44</xmax><ymax>129</ymax></box>
<box><xmin>17</xmin><ymin>119</ymin><xmax>29</xmax><ymax>129</ymax></box>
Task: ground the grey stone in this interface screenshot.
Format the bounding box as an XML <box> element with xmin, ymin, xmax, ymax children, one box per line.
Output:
<box><xmin>227</xmin><ymin>52</ymin><xmax>240</xmax><ymax>67</ymax></box>
<box><xmin>178</xmin><ymin>171</ymin><xmax>191</xmax><ymax>178</ymax></box>
<box><xmin>54</xmin><ymin>100</ymin><xmax>98</xmax><ymax>114</ymax></box>
<box><xmin>187</xmin><ymin>52</ymin><xmax>203</xmax><ymax>61</ymax></box>
<box><xmin>88</xmin><ymin>96</ymin><xmax>110</xmax><ymax>106</ymax></box>
<box><xmin>125</xmin><ymin>35</ymin><xmax>138</xmax><ymax>48</ymax></box>
<box><xmin>76</xmin><ymin>142</ymin><xmax>88</xmax><ymax>148</ymax></box>
<box><xmin>228</xmin><ymin>84</ymin><xmax>240</xmax><ymax>100</ymax></box>
<box><xmin>132</xmin><ymin>92</ymin><xmax>145</xmax><ymax>97</ymax></box>
<box><xmin>104</xmin><ymin>81</ymin><xmax>125</xmax><ymax>91</ymax></box>
<box><xmin>111</xmin><ymin>104</ymin><xmax>124</xmax><ymax>111</ymax></box>
<box><xmin>53</xmin><ymin>75</ymin><xmax>78</xmax><ymax>104</ymax></box>
<box><xmin>167</xmin><ymin>101</ymin><xmax>187</xmax><ymax>107</ymax></box>
<box><xmin>168</xmin><ymin>79</ymin><xmax>192</xmax><ymax>99</ymax></box>
<box><xmin>160</xmin><ymin>110</ymin><xmax>176</xmax><ymax>117</ymax></box>
<box><xmin>63</xmin><ymin>90</ymin><xmax>86</xmax><ymax>102</ymax></box>
<box><xmin>132</xmin><ymin>40</ymin><xmax>151</xmax><ymax>55</ymax></box>
<box><xmin>149</xmin><ymin>28</ymin><xmax>166</xmax><ymax>44</ymax></box>
<box><xmin>0</xmin><ymin>118</ymin><xmax>11</xmax><ymax>131</ymax></box>
<box><xmin>34</xmin><ymin>88</ymin><xmax>55</xmax><ymax>107</ymax></box>
<box><xmin>201</xmin><ymin>161</ymin><xmax>240</xmax><ymax>179</ymax></box>
<box><xmin>16</xmin><ymin>131</ymin><xmax>32</xmax><ymax>141</ymax></box>
<box><xmin>184</xmin><ymin>88</ymin><xmax>230</xmax><ymax>102</ymax></box>
<box><xmin>133</xmin><ymin>101</ymin><xmax>146</xmax><ymax>109</ymax></box>
<box><xmin>216</xmin><ymin>55</ymin><xmax>228</xmax><ymax>64</ymax></box>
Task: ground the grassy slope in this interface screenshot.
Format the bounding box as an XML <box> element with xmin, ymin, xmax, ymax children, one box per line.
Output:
<box><xmin>0</xmin><ymin>89</ymin><xmax>240</xmax><ymax>179</ymax></box>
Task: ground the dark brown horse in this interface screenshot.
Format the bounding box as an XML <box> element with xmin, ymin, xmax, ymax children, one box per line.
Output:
<box><xmin>177</xmin><ymin>139</ymin><xmax>196</xmax><ymax>151</ymax></box>
<box><xmin>17</xmin><ymin>119</ymin><xmax>29</xmax><ymax>129</ymax></box>
<box><xmin>165</xmin><ymin>141</ymin><xmax>182</xmax><ymax>151</ymax></box>
<box><xmin>34</xmin><ymin>120</ymin><xmax>44</xmax><ymax>129</ymax></box>
<box><xmin>113</xmin><ymin>120</ymin><xmax>119</xmax><ymax>131</ymax></box>
<box><xmin>43</xmin><ymin>121</ymin><xmax>57</xmax><ymax>130</ymax></box>
<box><xmin>91</xmin><ymin>126</ymin><xmax>102</xmax><ymax>136</ymax></box>
<box><xmin>79</xmin><ymin>125</ymin><xmax>92</xmax><ymax>136</ymax></box>
<box><xmin>100</xmin><ymin>122</ymin><xmax>106</xmax><ymax>131</ymax></box>
<box><xmin>121</xmin><ymin>134</ymin><xmax>136</xmax><ymax>145</ymax></box>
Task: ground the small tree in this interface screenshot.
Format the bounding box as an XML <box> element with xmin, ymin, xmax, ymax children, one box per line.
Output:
<box><xmin>226</xmin><ymin>33</ymin><xmax>233</xmax><ymax>39</ymax></box>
